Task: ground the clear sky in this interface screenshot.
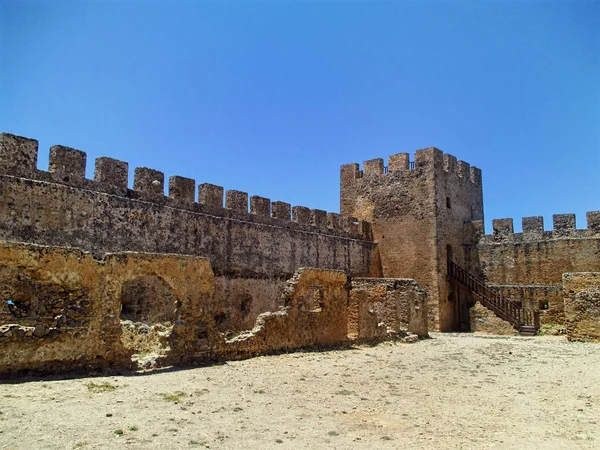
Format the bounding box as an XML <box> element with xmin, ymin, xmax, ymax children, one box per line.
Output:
<box><xmin>1</xmin><ymin>0</ymin><xmax>598</xmax><ymax>232</ymax></box>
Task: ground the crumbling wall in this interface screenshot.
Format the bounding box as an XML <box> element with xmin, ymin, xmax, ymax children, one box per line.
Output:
<box><xmin>0</xmin><ymin>243</ymin><xmax>124</xmax><ymax>373</ymax></box>
<box><xmin>563</xmin><ymin>272</ymin><xmax>600</xmax><ymax>342</ymax></box>
<box><xmin>477</xmin><ymin>213</ymin><xmax>600</xmax><ymax>326</ymax></box>
<box><xmin>2</xmin><ymin>241</ymin><xmax>416</xmax><ymax>375</ymax></box>
<box><xmin>224</xmin><ymin>268</ymin><xmax>350</xmax><ymax>358</ymax></box>
<box><xmin>348</xmin><ymin>278</ymin><xmax>427</xmax><ymax>342</ymax></box>
<box><xmin>0</xmin><ymin>132</ymin><xmax>379</xmax><ymax>334</ymax></box>
<box><xmin>0</xmin><ymin>242</ymin><xmax>219</xmax><ymax>375</ymax></box>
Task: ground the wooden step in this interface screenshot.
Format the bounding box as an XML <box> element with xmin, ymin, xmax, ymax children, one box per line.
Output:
<box><xmin>519</xmin><ymin>325</ymin><xmax>537</xmax><ymax>336</ymax></box>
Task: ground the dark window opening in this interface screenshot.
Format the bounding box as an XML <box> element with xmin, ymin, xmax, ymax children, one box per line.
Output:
<box><xmin>240</xmin><ymin>294</ymin><xmax>252</xmax><ymax>315</ymax></box>
<box><xmin>214</xmin><ymin>313</ymin><xmax>228</xmax><ymax>325</ymax></box>
<box><xmin>446</xmin><ymin>197</ymin><xmax>451</xmax><ymax>208</ymax></box>
<box><xmin>447</xmin><ymin>244</ymin><xmax>454</xmax><ymax>264</ymax></box>
<box><xmin>6</xmin><ymin>299</ymin><xmax>29</xmax><ymax>317</ymax></box>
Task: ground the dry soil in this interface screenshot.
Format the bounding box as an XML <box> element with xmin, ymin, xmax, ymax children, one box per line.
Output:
<box><xmin>1</xmin><ymin>333</ymin><xmax>598</xmax><ymax>450</ymax></box>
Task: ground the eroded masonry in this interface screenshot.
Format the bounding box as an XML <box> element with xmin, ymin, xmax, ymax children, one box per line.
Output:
<box><xmin>0</xmin><ymin>132</ymin><xmax>598</xmax><ymax>374</ymax></box>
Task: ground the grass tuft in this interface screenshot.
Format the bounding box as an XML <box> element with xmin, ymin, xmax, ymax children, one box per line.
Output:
<box><xmin>160</xmin><ymin>391</ymin><xmax>186</xmax><ymax>402</ymax></box>
<box><xmin>86</xmin><ymin>382</ymin><xmax>117</xmax><ymax>393</ymax></box>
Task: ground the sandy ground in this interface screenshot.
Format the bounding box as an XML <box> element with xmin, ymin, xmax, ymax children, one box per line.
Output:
<box><xmin>1</xmin><ymin>333</ymin><xmax>599</xmax><ymax>450</ymax></box>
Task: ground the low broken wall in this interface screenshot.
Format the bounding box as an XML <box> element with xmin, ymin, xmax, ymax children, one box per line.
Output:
<box><xmin>348</xmin><ymin>278</ymin><xmax>428</xmax><ymax>342</ymax></box>
<box><xmin>224</xmin><ymin>268</ymin><xmax>350</xmax><ymax>358</ymax></box>
<box><xmin>1</xmin><ymin>242</ymin><xmax>418</xmax><ymax>376</ymax></box>
<box><xmin>0</xmin><ymin>242</ymin><xmax>220</xmax><ymax>375</ymax></box>
<box><xmin>469</xmin><ymin>302</ymin><xmax>518</xmax><ymax>335</ymax></box>
<box><xmin>563</xmin><ymin>272</ymin><xmax>600</xmax><ymax>342</ymax></box>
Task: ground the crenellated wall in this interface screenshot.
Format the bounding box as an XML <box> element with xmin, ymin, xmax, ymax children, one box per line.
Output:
<box><xmin>0</xmin><ymin>132</ymin><xmax>380</xmax><ymax>333</ymax></box>
<box><xmin>340</xmin><ymin>147</ymin><xmax>483</xmax><ymax>331</ymax></box>
<box><xmin>478</xmin><ymin>212</ymin><xmax>600</xmax><ymax>285</ymax></box>
<box><xmin>477</xmin><ymin>212</ymin><xmax>600</xmax><ymax>326</ymax></box>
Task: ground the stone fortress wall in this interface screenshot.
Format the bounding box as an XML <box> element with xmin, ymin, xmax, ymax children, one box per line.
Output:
<box><xmin>477</xmin><ymin>213</ymin><xmax>600</xmax><ymax>327</ymax></box>
<box><xmin>0</xmin><ymin>132</ymin><xmax>381</xmax><ymax>335</ymax></box>
<box><xmin>0</xmin><ymin>132</ymin><xmax>426</xmax><ymax>375</ymax></box>
<box><xmin>0</xmin><ymin>128</ymin><xmax>598</xmax><ymax>375</ymax></box>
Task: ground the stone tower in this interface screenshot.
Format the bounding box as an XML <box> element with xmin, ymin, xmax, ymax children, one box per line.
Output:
<box><xmin>340</xmin><ymin>147</ymin><xmax>484</xmax><ymax>331</ymax></box>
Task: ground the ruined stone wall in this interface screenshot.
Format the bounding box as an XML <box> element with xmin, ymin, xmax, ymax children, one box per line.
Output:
<box><xmin>477</xmin><ymin>213</ymin><xmax>600</xmax><ymax>326</ymax></box>
<box><xmin>563</xmin><ymin>272</ymin><xmax>600</xmax><ymax>342</ymax></box>
<box><xmin>0</xmin><ymin>242</ymin><xmax>424</xmax><ymax>375</ymax></box>
<box><xmin>340</xmin><ymin>148</ymin><xmax>482</xmax><ymax>331</ymax></box>
<box><xmin>0</xmin><ymin>132</ymin><xmax>379</xmax><ymax>333</ymax></box>
<box><xmin>224</xmin><ymin>268</ymin><xmax>350</xmax><ymax>358</ymax></box>
<box><xmin>347</xmin><ymin>278</ymin><xmax>428</xmax><ymax>342</ymax></box>
<box><xmin>0</xmin><ymin>242</ymin><xmax>219</xmax><ymax>374</ymax></box>
<box><xmin>469</xmin><ymin>302</ymin><xmax>518</xmax><ymax>335</ymax></box>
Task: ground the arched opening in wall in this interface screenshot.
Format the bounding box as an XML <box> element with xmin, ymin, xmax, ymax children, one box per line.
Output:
<box><xmin>119</xmin><ymin>276</ymin><xmax>178</xmax><ymax>365</ymax></box>
<box><xmin>120</xmin><ymin>276</ymin><xmax>176</xmax><ymax>323</ymax></box>
<box><xmin>445</xmin><ymin>244</ymin><xmax>467</xmax><ymax>332</ymax></box>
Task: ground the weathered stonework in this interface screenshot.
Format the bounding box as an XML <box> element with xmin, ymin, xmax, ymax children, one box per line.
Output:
<box><xmin>348</xmin><ymin>278</ymin><xmax>428</xmax><ymax>342</ymax></box>
<box><xmin>0</xmin><ymin>242</ymin><xmax>426</xmax><ymax>375</ymax></box>
<box><xmin>0</xmin><ymin>133</ymin><xmax>379</xmax><ymax>335</ymax></box>
<box><xmin>1</xmin><ymin>127</ymin><xmax>598</xmax><ymax>375</ymax></box>
<box><xmin>0</xmin><ymin>242</ymin><xmax>219</xmax><ymax>374</ymax></box>
<box><xmin>563</xmin><ymin>272</ymin><xmax>600</xmax><ymax>342</ymax></box>
<box><xmin>341</xmin><ymin>149</ymin><xmax>483</xmax><ymax>331</ymax></box>
<box><xmin>224</xmin><ymin>269</ymin><xmax>350</xmax><ymax>358</ymax></box>
<box><xmin>477</xmin><ymin>214</ymin><xmax>600</xmax><ymax>331</ymax></box>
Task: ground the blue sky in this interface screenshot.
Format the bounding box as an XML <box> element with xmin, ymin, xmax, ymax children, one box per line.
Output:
<box><xmin>1</xmin><ymin>0</ymin><xmax>598</xmax><ymax>232</ymax></box>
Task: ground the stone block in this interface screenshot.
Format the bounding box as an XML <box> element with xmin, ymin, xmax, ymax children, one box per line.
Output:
<box><xmin>134</xmin><ymin>167</ymin><xmax>164</xmax><ymax>196</ymax></box>
<box><xmin>94</xmin><ymin>157</ymin><xmax>128</xmax><ymax>189</ymax></box>
<box><xmin>168</xmin><ymin>176</ymin><xmax>195</xmax><ymax>203</ymax></box>
<box><xmin>250</xmin><ymin>196</ymin><xmax>271</xmax><ymax>217</ymax></box>
<box><xmin>271</xmin><ymin>201</ymin><xmax>291</xmax><ymax>220</ymax></box>
<box><xmin>0</xmin><ymin>132</ymin><xmax>38</xmax><ymax>176</ymax></box>
<box><xmin>49</xmin><ymin>145</ymin><xmax>86</xmax><ymax>182</ymax></box>
<box><xmin>198</xmin><ymin>183</ymin><xmax>224</xmax><ymax>208</ymax></box>
<box><xmin>226</xmin><ymin>190</ymin><xmax>248</xmax><ymax>212</ymax></box>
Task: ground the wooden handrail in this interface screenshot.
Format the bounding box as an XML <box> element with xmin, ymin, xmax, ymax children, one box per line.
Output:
<box><xmin>448</xmin><ymin>260</ymin><xmax>539</xmax><ymax>331</ymax></box>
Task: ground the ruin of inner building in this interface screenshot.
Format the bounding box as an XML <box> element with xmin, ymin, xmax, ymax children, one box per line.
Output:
<box><xmin>0</xmin><ymin>131</ymin><xmax>598</xmax><ymax>375</ymax></box>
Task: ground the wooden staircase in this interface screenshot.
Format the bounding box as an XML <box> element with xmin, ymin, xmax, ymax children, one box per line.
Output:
<box><xmin>448</xmin><ymin>260</ymin><xmax>539</xmax><ymax>336</ymax></box>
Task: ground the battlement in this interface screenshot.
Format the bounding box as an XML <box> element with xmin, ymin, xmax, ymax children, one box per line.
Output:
<box><xmin>341</xmin><ymin>147</ymin><xmax>481</xmax><ymax>186</ymax></box>
<box><xmin>481</xmin><ymin>211</ymin><xmax>600</xmax><ymax>243</ymax></box>
<box><xmin>0</xmin><ymin>132</ymin><xmax>372</xmax><ymax>240</ymax></box>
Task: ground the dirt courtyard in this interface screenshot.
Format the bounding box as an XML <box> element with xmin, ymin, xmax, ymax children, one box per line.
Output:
<box><xmin>1</xmin><ymin>333</ymin><xmax>598</xmax><ymax>450</ymax></box>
